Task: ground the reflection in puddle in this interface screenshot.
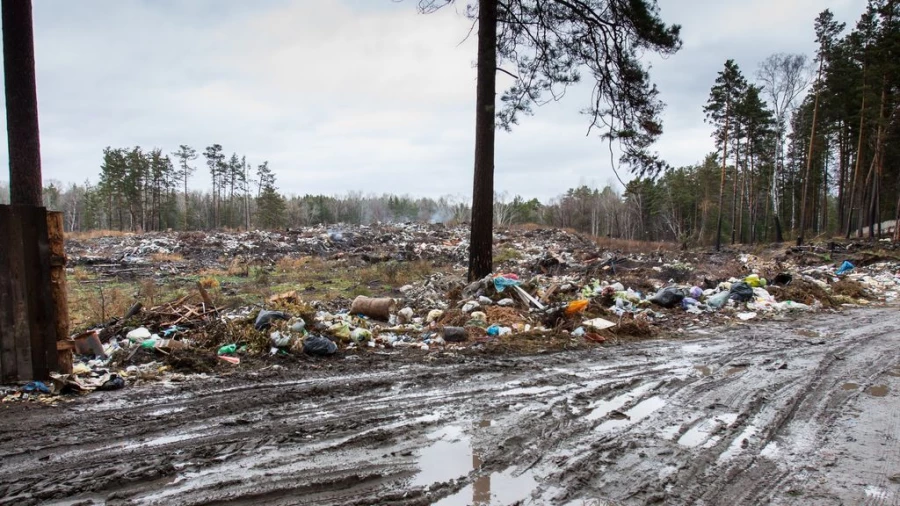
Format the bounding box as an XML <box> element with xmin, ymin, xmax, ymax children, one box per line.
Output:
<box><xmin>123</xmin><ymin>426</ymin><xmax>210</xmax><ymax>450</ymax></box>
<box><xmin>695</xmin><ymin>366</ymin><xmax>711</xmax><ymax>376</ymax></box>
<box><xmin>841</xmin><ymin>383</ymin><xmax>859</xmax><ymax>391</ymax></box>
<box><xmin>595</xmin><ymin>396</ymin><xmax>666</xmax><ymax>434</ymax></box>
<box><xmin>435</xmin><ymin>467</ymin><xmax>538</xmax><ymax>506</ymax></box>
<box><xmin>413</xmin><ymin>420</ymin><xmax>537</xmax><ymax>505</ymax></box>
<box><xmin>586</xmin><ymin>383</ymin><xmax>655</xmax><ymax>421</ymax></box>
<box><xmin>412</xmin><ymin>425</ymin><xmax>471</xmax><ymax>487</ymax></box>
<box><xmin>678</xmin><ymin>414</ymin><xmax>737</xmax><ymax>448</ymax></box>
<box><xmin>866</xmin><ymin>385</ymin><xmax>889</xmax><ymax>397</ymax></box>
<box><xmin>725</xmin><ymin>366</ymin><xmax>746</xmax><ymax>376</ymax></box>
<box><xmin>499</xmin><ymin>385</ymin><xmax>558</xmax><ymax>397</ymax></box>
<box><xmin>718</xmin><ymin>424</ymin><xmax>760</xmax><ymax>462</ymax></box>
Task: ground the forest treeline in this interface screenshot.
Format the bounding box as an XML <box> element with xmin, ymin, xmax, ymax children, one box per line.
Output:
<box><xmin>0</xmin><ymin>3</ymin><xmax>896</xmax><ymax>244</ymax></box>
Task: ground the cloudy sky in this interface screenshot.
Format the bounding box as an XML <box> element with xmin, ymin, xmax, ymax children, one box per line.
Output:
<box><xmin>1</xmin><ymin>0</ymin><xmax>863</xmax><ymax>200</ymax></box>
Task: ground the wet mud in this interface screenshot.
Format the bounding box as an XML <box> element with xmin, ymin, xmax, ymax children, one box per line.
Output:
<box><xmin>1</xmin><ymin>307</ymin><xmax>899</xmax><ymax>505</ymax></box>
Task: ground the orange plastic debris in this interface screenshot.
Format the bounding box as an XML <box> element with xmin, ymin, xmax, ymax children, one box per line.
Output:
<box><xmin>565</xmin><ymin>299</ymin><xmax>589</xmax><ymax>315</ymax></box>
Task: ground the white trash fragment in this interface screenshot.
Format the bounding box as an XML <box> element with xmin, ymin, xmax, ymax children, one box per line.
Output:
<box><xmin>582</xmin><ymin>317</ymin><xmax>617</xmax><ymax>331</ymax></box>
<box><xmin>126</xmin><ymin>327</ymin><xmax>152</xmax><ymax>341</ymax></box>
<box><xmin>426</xmin><ymin>309</ymin><xmax>444</xmax><ymax>323</ymax></box>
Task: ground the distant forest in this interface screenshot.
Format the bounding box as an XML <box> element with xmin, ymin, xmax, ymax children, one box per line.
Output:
<box><xmin>1</xmin><ymin>3</ymin><xmax>897</xmax><ymax>245</ymax></box>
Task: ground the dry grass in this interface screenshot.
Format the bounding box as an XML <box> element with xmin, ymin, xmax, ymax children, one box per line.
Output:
<box><xmin>357</xmin><ymin>260</ymin><xmax>434</xmax><ymax>287</ymax></box>
<box><xmin>150</xmin><ymin>252</ymin><xmax>185</xmax><ymax>262</ymax></box>
<box><xmin>593</xmin><ymin>236</ymin><xmax>677</xmax><ymax>254</ymax></box>
<box><xmin>138</xmin><ymin>278</ymin><xmax>159</xmax><ymax>307</ymax></box>
<box><xmin>275</xmin><ymin>255</ymin><xmax>326</xmax><ymax>273</ymax></box>
<box><xmin>70</xmin><ymin>285</ymin><xmax>133</xmax><ymax>328</ymax></box>
<box><xmin>831</xmin><ymin>279</ymin><xmax>867</xmax><ymax>299</ymax></box>
<box><xmin>770</xmin><ymin>278</ymin><xmax>837</xmax><ymax>308</ymax></box>
<box><xmin>199</xmin><ymin>276</ymin><xmax>220</xmax><ymax>289</ymax></box>
<box><xmin>67</xmin><ymin>229</ymin><xmax>134</xmax><ymax>240</ymax></box>
<box><xmin>71</xmin><ymin>266</ymin><xmax>93</xmax><ymax>282</ymax></box>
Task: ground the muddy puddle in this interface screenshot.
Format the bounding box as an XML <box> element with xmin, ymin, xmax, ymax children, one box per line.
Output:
<box><xmin>413</xmin><ymin>420</ymin><xmax>538</xmax><ymax>505</ymax></box>
<box><xmin>865</xmin><ymin>384</ymin><xmax>889</xmax><ymax>397</ymax></box>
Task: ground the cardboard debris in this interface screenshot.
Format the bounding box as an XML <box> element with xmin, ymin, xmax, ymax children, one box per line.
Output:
<box><xmin>583</xmin><ymin>317</ymin><xmax>617</xmax><ymax>331</ymax></box>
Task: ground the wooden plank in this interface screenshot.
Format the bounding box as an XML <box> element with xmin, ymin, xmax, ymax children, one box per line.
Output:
<box><xmin>0</xmin><ymin>206</ymin><xmax>18</xmax><ymax>382</ymax></box>
<box><xmin>7</xmin><ymin>206</ymin><xmax>33</xmax><ymax>380</ymax></box>
<box><xmin>20</xmin><ymin>206</ymin><xmax>57</xmax><ymax>380</ymax></box>
<box><xmin>33</xmin><ymin>207</ymin><xmax>59</xmax><ymax>377</ymax></box>
<box><xmin>46</xmin><ymin>211</ymin><xmax>69</xmax><ymax>345</ymax></box>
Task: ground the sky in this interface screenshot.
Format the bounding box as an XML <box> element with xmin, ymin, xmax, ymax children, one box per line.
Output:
<box><xmin>0</xmin><ymin>0</ymin><xmax>864</xmax><ymax>201</ymax></box>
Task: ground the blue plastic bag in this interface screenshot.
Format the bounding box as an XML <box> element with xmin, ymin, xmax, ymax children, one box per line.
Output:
<box><xmin>836</xmin><ymin>261</ymin><xmax>854</xmax><ymax>275</ymax></box>
<box><xmin>492</xmin><ymin>276</ymin><xmax>521</xmax><ymax>293</ymax></box>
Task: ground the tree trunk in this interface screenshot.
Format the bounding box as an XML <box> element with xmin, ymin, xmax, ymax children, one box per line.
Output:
<box><xmin>798</xmin><ymin>59</ymin><xmax>823</xmax><ymax>246</ymax></box>
<box><xmin>846</xmin><ymin>89</ymin><xmax>867</xmax><ymax>238</ymax></box>
<box><xmin>715</xmin><ymin>111</ymin><xmax>729</xmax><ymax>252</ymax></box>
<box><xmin>868</xmin><ymin>74</ymin><xmax>888</xmax><ymax>240</ymax></box>
<box><xmin>837</xmin><ymin>122</ymin><xmax>846</xmax><ymax>230</ymax></box>
<box><xmin>822</xmin><ymin>139</ymin><xmax>828</xmax><ymax>235</ymax></box>
<box><xmin>731</xmin><ymin>135</ymin><xmax>740</xmax><ymax>245</ymax></box>
<box><xmin>2</xmin><ymin>0</ymin><xmax>43</xmax><ymax>207</ymax></box>
<box><xmin>467</xmin><ymin>0</ymin><xmax>497</xmax><ymax>281</ymax></box>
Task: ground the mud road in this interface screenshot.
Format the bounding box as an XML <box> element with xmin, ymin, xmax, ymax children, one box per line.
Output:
<box><xmin>1</xmin><ymin>307</ymin><xmax>899</xmax><ymax>506</ymax></box>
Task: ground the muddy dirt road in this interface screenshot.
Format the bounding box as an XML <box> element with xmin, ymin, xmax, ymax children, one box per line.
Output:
<box><xmin>2</xmin><ymin>307</ymin><xmax>899</xmax><ymax>506</ymax></box>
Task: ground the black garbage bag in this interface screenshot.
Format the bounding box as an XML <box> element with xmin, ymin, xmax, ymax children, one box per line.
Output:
<box><xmin>772</xmin><ymin>273</ymin><xmax>793</xmax><ymax>286</ymax></box>
<box><xmin>728</xmin><ymin>282</ymin><xmax>754</xmax><ymax>302</ymax></box>
<box><xmin>649</xmin><ymin>286</ymin><xmax>686</xmax><ymax>308</ymax></box>
<box><xmin>254</xmin><ymin>310</ymin><xmax>289</xmax><ymax>331</ymax></box>
<box><xmin>97</xmin><ymin>375</ymin><xmax>125</xmax><ymax>391</ymax></box>
<box><xmin>303</xmin><ymin>335</ymin><xmax>338</xmax><ymax>356</ymax></box>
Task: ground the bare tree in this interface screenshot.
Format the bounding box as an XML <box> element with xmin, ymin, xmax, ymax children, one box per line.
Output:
<box><xmin>757</xmin><ymin>53</ymin><xmax>811</xmax><ymax>242</ymax></box>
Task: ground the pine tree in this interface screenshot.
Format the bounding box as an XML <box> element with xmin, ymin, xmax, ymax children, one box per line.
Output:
<box><xmin>418</xmin><ymin>0</ymin><xmax>681</xmax><ymax>280</ymax></box>
<box><xmin>704</xmin><ymin>60</ymin><xmax>747</xmax><ymax>251</ymax></box>
<box><xmin>173</xmin><ymin>145</ymin><xmax>197</xmax><ymax>230</ymax></box>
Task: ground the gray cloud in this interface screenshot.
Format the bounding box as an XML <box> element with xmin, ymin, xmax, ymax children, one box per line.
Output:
<box><xmin>0</xmin><ymin>0</ymin><xmax>865</xmax><ymax>200</ymax></box>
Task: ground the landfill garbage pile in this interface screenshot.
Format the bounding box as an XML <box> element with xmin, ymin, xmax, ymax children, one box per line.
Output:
<box><xmin>10</xmin><ymin>227</ymin><xmax>894</xmax><ymax>402</ymax></box>
<box><xmin>66</xmin><ymin>224</ymin><xmax>482</xmax><ymax>277</ymax></box>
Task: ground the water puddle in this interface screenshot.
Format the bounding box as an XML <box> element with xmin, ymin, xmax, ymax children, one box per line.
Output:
<box><xmin>412</xmin><ymin>425</ymin><xmax>471</xmax><ymax>487</ymax></box>
<box><xmin>841</xmin><ymin>383</ymin><xmax>858</xmax><ymax>391</ymax></box>
<box><xmin>718</xmin><ymin>424</ymin><xmax>760</xmax><ymax>462</ymax></box>
<box><xmin>434</xmin><ymin>466</ymin><xmax>538</xmax><ymax>505</ymax></box>
<box><xmin>123</xmin><ymin>428</ymin><xmax>209</xmax><ymax>450</ymax></box>
<box><xmin>148</xmin><ymin>406</ymin><xmax>187</xmax><ymax>417</ymax></box>
<box><xmin>865</xmin><ymin>385</ymin><xmax>889</xmax><ymax>397</ymax></box>
<box><xmin>585</xmin><ymin>383</ymin><xmax>655</xmax><ymax>421</ymax></box>
<box><xmin>681</xmin><ymin>344</ymin><xmax>704</xmax><ymax>354</ymax></box>
<box><xmin>412</xmin><ymin>420</ymin><xmax>538</xmax><ymax>505</ymax></box>
<box><xmin>694</xmin><ymin>366</ymin><xmax>711</xmax><ymax>376</ymax></box>
<box><xmin>499</xmin><ymin>385</ymin><xmax>559</xmax><ymax>397</ymax></box>
<box><xmin>595</xmin><ymin>396</ymin><xmax>666</xmax><ymax>434</ymax></box>
<box><xmin>886</xmin><ymin>369</ymin><xmax>900</xmax><ymax>377</ymax></box>
<box><xmin>796</xmin><ymin>329</ymin><xmax>820</xmax><ymax>338</ymax></box>
<box><xmin>725</xmin><ymin>366</ymin><xmax>746</xmax><ymax>376</ymax></box>
<box><xmin>677</xmin><ymin>414</ymin><xmax>738</xmax><ymax>448</ymax></box>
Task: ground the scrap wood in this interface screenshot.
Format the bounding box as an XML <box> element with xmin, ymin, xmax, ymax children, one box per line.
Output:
<box><xmin>540</xmin><ymin>284</ymin><xmax>559</xmax><ymax>304</ymax></box>
<box><xmin>512</xmin><ymin>285</ymin><xmax>545</xmax><ymax>310</ymax></box>
<box><xmin>196</xmin><ymin>282</ymin><xmax>215</xmax><ymax>309</ymax></box>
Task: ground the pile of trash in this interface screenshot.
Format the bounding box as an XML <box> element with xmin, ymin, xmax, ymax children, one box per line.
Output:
<box><xmin>16</xmin><ymin>226</ymin><xmax>893</xmax><ymax>400</ymax></box>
